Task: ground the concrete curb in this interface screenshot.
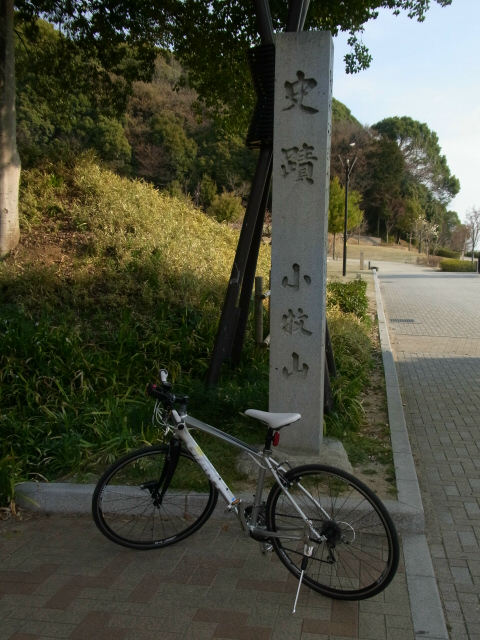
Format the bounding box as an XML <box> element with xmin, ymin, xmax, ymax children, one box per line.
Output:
<box><xmin>15</xmin><ymin>482</ymin><xmax>423</xmax><ymax>535</ymax></box>
<box><xmin>373</xmin><ymin>269</ymin><xmax>449</xmax><ymax>640</ymax></box>
<box><xmin>373</xmin><ymin>269</ymin><xmax>424</xmax><ymax>522</ymax></box>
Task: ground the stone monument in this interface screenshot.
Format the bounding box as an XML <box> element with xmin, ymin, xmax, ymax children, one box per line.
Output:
<box><xmin>269</xmin><ymin>31</ymin><xmax>333</xmax><ymax>454</ymax></box>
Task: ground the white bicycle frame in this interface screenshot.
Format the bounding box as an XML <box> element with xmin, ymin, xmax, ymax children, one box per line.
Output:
<box><xmin>162</xmin><ymin>408</ymin><xmax>327</xmax><ymax>543</ymax></box>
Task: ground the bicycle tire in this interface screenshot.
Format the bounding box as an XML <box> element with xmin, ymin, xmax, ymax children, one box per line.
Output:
<box><xmin>92</xmin><ymin>444</ymin><xmax>218</xmax><ymax>550</ymax></box>
<box><xmin>266</xmin><ymin>464</ymin><xmax>399</xmax><ymax>600</ymax></box>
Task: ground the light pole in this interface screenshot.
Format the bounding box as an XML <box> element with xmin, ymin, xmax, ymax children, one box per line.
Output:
<box><xmin>339</xmin><ymin>144</ymin><xmax>357</xmax><ymax>277</ymax></box>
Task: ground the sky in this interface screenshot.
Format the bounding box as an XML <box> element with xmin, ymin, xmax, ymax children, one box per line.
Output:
<box><xmin>332</xmin><ymin>0</ymin><xmax>480</xmax><ymax>223</ymax></box>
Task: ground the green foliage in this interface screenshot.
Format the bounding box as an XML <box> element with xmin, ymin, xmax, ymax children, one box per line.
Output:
<box><xmin>332</xmin><ymin>98</ymin><xmax>361</xmax><ymax>125</ymax></box>
<box><xmin>0</xmin><ymin>156</ymin><xmax>272</xmax><ymax>503</ymax></box>
<box><xmin>15</xmin><ymin>0</ymin><xmax>170</xmax><ymax>104</ymax></box>
<box><xmin>324</xmin><ymin>308</ymin><xmax>372</xmax><ymax>450</ymax></box>
<box><xmin>150</xmin><ymin>112</ymin><xmax>198</xmax><ymax>182</ymax></box>
<box><xmin>325</xmin><ymin>280</ymin><xmax>371</xmax><ymax>452</ymax></box>
<box><xmin>372</xmin><ymin>116</ymin><xmax>460</xmax><ymax>203</ymax></box>
<box><xmin>170</xmin><ymin>0</ymin><xmax>450</xmax><ymax>132</ymax></box>
<box><xmin>327</xmin><ymin>279</ymin><xmax>368</xmax><ymax>320</ymax></box>
<box><xmin>328</xmin><ymin>176</ymin><xmax>363</xmax><ymax>235</ymax></box>
<box><xmin>433</xmin><ymin>248</ymin><xmax>460</xmax><ymax>259</ymax></box>
<box><xmin>89</xmin><ymin>116</ymin><xmax>132</xmax><ymax>164</ymax></box>
<box><xmin>207</xmin><ymin>191</ymin><xmax>244</xmax><ymax>224</ymax></box>
<box><xmin>193</xmin><ymin>126</ymin><xmax>258</xmax><ymax>194</ymax></box>
<box><xmin>15</xmin><ymin>17</ymin><xmax>134</xmax><ymax>170</ymax></box>
<box><xmin>439</xmin><ymin>259</ymin><xmax>477</xmax><ymax>272</ymax></box>
<box><xmin>200</xmin><ymin>174</ymin><xmax>218</xmax><ymax>209</ymax></box>
<box><xmin>465</xmin><ymin>250</ymin><xmax>480</xmax><ymax>258</ymax></box>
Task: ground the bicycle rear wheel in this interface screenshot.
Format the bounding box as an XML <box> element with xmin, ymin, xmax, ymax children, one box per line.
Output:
<box><xmin>92</xmin><ymin>444</ymin><xmax>218</xmax><ymax>550</ymax></box>
<box><xmin>266</xmin><ymin>464</ymin><xmax>399</xmax><ymax>600</ymax></box>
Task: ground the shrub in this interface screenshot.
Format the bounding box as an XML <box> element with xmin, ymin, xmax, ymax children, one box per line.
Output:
<box><xmin>207</xmin><ymin>191</ymin><xmax>244</xmax><ymax>223</ymax></box>
<box><xmin>430</xmin><ymin>248</ymin><xmax>461</xmax><ymax>259</ymax></box>
<box><xmin>327</xmin><ymin>279</ymin><xmax>368</xmax><ymax>320</ymax></box>
<box><xmin>416</xmin><ymin>255</ymin><xmax>442</xmax><ymax>267</ymax></box>
<box><xmin>465</xmin><ymin>250</ymin><xmax>480</xmax><ymax>258</ymax></box>
<box><xmin>89</xmin><ymin>116</ymin><xmax>132</xmax><ymax>164</ymax></box>
<box><xmin>439</xmin><ymin>259</ymin><xmax>477</xmax><ymax>272</ymax></box>
<box><xmin>324</xmin><ymin>307</ymin><xmax>372</xmax><ymax>444</ymax></box>
<box><xmin>200</xmin><ymin>174</ymin><xmax>217</xmax><ymax>209</ymax></box>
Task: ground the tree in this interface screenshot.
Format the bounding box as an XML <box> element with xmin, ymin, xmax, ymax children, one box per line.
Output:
<box><xmin>363</xmin><ymin>137</ymin><xmax>405</xmax><ymax>237</ymax></box>
<box><xmin>171</xmin><ymin>0</ymin><xmax>453</xmax><ymax>132</ymax></box>
<box><xmin>450</xmin><ymin>223</ymin><xmax>470</xmax><ymax>255</ymax></box>
<box><xmin>1</xmin><ymin>0</ymin><xmax>172</xmax><ymax>256</ymax></box>
<box><xmin>466</xmin><ymin>207</ymin><xmax>480</xmax><ymax>262</ymax></box>
<box><xmin>328</xmin><ymin>175</ymin><xmax>362</xmax><ymax>259</ymax></box>
<box><xmin>0</xmin><ymin>0</ymin><xmax>455</xmax><ymax>255</ymax></box>
<box><xmin>372</xmin><ymin>116</ymin><xmax>460</xmax><ymax>204</ymax></box>
<box><xmin>0</xmin><ymin>0</ymin><xmax>21</xmax><ymax>256</ymax></box>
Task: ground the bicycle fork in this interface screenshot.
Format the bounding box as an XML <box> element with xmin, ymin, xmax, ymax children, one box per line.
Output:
<box><xmin>141</xmin><ymin>438</ymin><xmax>182</xmax><ymax>505</ymax></box>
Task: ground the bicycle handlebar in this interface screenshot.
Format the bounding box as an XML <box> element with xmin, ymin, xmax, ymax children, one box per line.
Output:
<box><xmin>146</xmin><ymin>382</ymin><xmax>189</xmax><ymax>410</ymax></box>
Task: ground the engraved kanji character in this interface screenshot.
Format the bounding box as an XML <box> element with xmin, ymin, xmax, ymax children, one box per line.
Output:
<box><xmin>282</xmin><ymin>308</ymin><xmax>313</xmax><ymax>337</ymax></box>
<box><xmin>282</xmin><ymin>264</ymin><xmax>312</xmax><ymax>290</ymax></box>
<box><xmin>282</xmin><ymin>353</ymin><xmax>309</xmax><ymax>380</ymax></box>
<box><xmin>283</xmin><ymin>71</ymin><xmax>319</xmax><ymax>114</ymax></box>
<box><xmin>281</xmin><ymin>146</ymin><xmax>299</xmax><ymax>177</ymax></box>
<box><xmin>281</xmin><ymin>144</ymin><xmax>318</xmax><ymax>183</ymax></box>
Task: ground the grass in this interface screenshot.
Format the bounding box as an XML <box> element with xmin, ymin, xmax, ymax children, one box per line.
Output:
<box><xmin>343</xmin><ymin>244</ymin><xmax>426</xmax><ymax>264</ymax></box>
<box><xmin>0</xmin><ymin>155</ymin><xmax>384</xmax><ymax>506</ymax></box>
<box><xmin>0</xmin><ymin>155</ymin><xmax>271</xmax><ymax>504</ymax></box>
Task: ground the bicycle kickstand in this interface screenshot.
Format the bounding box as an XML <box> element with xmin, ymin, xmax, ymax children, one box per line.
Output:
<box><xmin>292</xmin><ymin>543</ymin><xmax>314</xmax><ymax>614</ymax></box>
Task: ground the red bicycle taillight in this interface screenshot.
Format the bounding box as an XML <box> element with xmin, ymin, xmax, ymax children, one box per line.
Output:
<box><xmin>273</xmin><ymin>432</ymin><xmax>280</xmax><ymax>446</ymax></box>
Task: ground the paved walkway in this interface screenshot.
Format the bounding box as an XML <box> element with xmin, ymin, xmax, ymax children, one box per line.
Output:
<box><xmin>0</xmin><ymin>514</ymin><xmax>413</xmax><ymax>640</ymax></box>
<box><xmin>378</xmin><ymin>262</ymin><xmax>480</xmax><ymax>640</ymax></box>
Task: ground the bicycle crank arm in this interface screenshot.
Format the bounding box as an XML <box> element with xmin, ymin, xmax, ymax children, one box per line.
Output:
<box><xmin>250</xmin><ymin>528</ymin><xmax>303</xmax><ymax>540</ymax></box>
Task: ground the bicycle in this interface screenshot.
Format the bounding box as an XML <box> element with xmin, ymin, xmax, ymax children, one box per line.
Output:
<box><xmin>92</xmin><ymin>369</ymin><xmax>399</xmax><ymax>606</ymax></box>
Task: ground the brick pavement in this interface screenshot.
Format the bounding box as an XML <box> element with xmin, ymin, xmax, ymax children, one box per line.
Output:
<box><xmin>0</xmin><ymin>513</ymin><xmax>414</xmax><ymax>640</ymax></box>
<box><xmin>378</xmin><ymin>262</ymin><xmax>480</xmax><ymax>640</ymax></box>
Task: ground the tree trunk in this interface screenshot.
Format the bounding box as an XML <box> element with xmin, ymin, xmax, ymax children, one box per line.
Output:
<box><xmin>0</xmin><ymin>0</ymin><xmax>20</xmax><ymax>257</ymax></box>
<box><xmin>333</xmin><ymin>233</ymin><xmax>336</xmax><ymax>260</ymax></box>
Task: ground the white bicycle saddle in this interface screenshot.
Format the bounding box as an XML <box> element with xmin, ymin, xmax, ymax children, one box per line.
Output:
<box><xmin>245</xmin><ymin>409</ymin><xmax>301</xmax><ymax>430</ymax></box>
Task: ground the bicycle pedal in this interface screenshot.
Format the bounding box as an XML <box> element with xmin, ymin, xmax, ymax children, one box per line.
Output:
<box><xmin>224</xmin><ymin>498</ymin><xmax>241</xmax><ymax>517</ymax></box>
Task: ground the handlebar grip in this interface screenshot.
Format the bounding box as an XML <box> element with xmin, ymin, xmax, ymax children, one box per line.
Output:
<box><xmin>146</xmin><ymin>383</ymin><xmax>173</xmax><ymax>406</ymax></box>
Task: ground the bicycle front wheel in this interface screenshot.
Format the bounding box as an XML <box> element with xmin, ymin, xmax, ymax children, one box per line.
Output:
<box><xmin>92</xmin><ymin>444</ymin><xmax>218</xmax><ymax>550</ymax></box>
<box><xmin>266</xmin><ymin>465</ymin><xmax>399</xmax><ymax>600</ymax></box>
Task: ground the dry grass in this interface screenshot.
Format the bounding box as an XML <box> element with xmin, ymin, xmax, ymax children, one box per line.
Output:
<box><xmin>338</xmin><ymin>244</ymin><xmax>426</xmax><ymax>264</ymax></box>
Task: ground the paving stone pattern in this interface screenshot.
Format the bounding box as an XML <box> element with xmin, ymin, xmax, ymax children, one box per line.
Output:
<box><xmin>379</xmin><ymin>265</ymin><xmax>480</xmax><ymax>338</ymax></box>
<box><xmin>379</xmin><ymin>262</ymin><xmax>480</xmax><ymax>640</ymax></box>
<box><xmin>0</xmin><ymin>514</ymin><xmax>413</xmax><ymax>640</ymax></box>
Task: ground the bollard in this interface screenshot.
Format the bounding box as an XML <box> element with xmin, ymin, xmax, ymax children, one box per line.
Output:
<box><xmin>360</xmin><ymin>252</ymin><xmax>364</xmax><ymax>270</ymax></box>
<box><xmin>478</xmin><ymin>259</ymin><xmax>480</xmax><ymax>274</ymax></box>
<box><xmin>368</xmin><ymin>260</ymin><xmax>371</xmax><ymax>270</ymax></box>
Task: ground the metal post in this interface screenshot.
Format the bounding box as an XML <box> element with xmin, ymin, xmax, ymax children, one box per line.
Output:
<box><xmin>231</xmin><ymin>159</ymin><xmax>272</xmax><ymax>365</ymax></box>
<box><xmin>254</xmin><ymin>277</ymin><xmax>264</xmax><ymax>345</ymax></box>
<box><xmin>342</xmin><ymin>160</ymin><xmax>349</xmax><ymax>277</ymax></box>
<box><xmin>477</xmin><ymin>258</ymin><xmax>480</xmax><ymax>274</ymax></box>
<box><xmin>206</xmin><ymin>148</ymin><xmax>272</xmax><ymax>386</ymax></box>
<box><xmin>360</xmin><ymin>251</ymin><xmax>364</xmax><ymax>270</ymax></box>
<box><xmin>325</xmin><ymin>320</ymin><xmax>337</xmax><ymax>379</ymax></box>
